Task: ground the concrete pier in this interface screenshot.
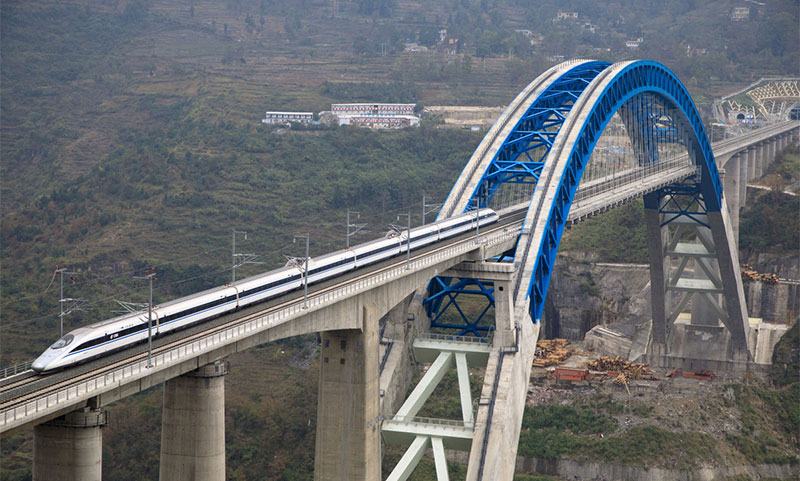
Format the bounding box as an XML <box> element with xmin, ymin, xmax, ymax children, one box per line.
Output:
<box><xmin>643</xmin><ymin>193</ymin><xmax>670</xmax><ymax>347</ymax></box>
<box><xmin>159</xmin><ymin>359</ymin><xmax>228</xmax><ymax>481</ymax></box>
<box><xmin>33</xmin><ymin>407</ymin><xmax>106</xmax><ymax>481</ymax></box>
<box><xmin>314</xmin><ymin>304</ymin><xmax>381</xmax><ymax>481</ymax></box>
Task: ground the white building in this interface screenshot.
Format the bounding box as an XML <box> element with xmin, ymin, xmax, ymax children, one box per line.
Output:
<box><xmin>262</xmin><ymin>111</ymin><xmax>314</xmax><ymax>124</ymax></box>
<box><xmin>626</xmin><ymin>38</ymin><xmax>644</xmax><ymax>49</ymax></box>
<box><xmin>731</xmin><ymin>7</ymin><xmax>750</xmax><ymax>20</ymax></box>
<box><xmin>331</xmin><ymin>103</ymin><xmax>420</xmax><ymax>129</ymax></box>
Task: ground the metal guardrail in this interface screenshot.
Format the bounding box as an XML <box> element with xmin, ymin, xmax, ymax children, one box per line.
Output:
<box><xmin>1</xmin><ymin>222</ymin><xmax>522</xmax><ymax>432</ymax></box>
<box><xmin>416</xmin><ymin>332</ymin><xmax>493</xmax><ymax>345</ymax></box>
<box><xmin>1</xmin><ymin>362</ymin><xmax>32</xmax><ymax>379</ymax></box>
<box><xmin>574</xmin><ymin>155</ymin><xmax>693</xmax><ymax>203</ymax></box>
<box><xmin>389</xmin><ymin>415</ymin><xmax>475</xmax><ymax>430</ymax></box>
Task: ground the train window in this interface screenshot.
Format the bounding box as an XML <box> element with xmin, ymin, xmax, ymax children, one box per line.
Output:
<box><xmin>50</xmin><ymin>334</ymin><xmax>74</xmax><ymax>350</ymax></box>
<box><xmin>74</xmin><ymin>336</ymin><xmax>106</xmax><ymax>351</ymax></box>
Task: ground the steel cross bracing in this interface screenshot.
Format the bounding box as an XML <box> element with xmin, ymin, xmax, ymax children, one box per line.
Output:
<box><xmin>473</xmin><ymin>61</ymin><xmax>610</xmax><ymax>208</ymax></box>
<box><xmin>424</xmin><ymin>277</ymin><xmax>496</xmax><ymax>338</ymax></box>
<box><xmin>657</xmin><ymin>184</ymin><xmax>710</xmax><ymax>229</ymax></box>
<box><xmin>648</xmin><ymin>183</ymin><xmax>731</xmax><ymax>333</ymax></box>
<box><xmin>425</xmin><ymin>61</ymin><xmax>609</xmax><ymax>335</ymax></box>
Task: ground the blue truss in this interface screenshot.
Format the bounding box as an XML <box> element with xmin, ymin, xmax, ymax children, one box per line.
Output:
<box><xmin>424</xmin><ymin>277</ymin><xmax>495</xmax><ymax>338</ymax></box>
<box><xmin>426</xmin><ymin>61</ymin><xmax>611</xmax><ymax>336</ymax></box>
<box><xmin>471</xmin><ymin>61</ymin><xmax>611</xmax><ymax>207</ymax></box>
<box><xmin>646</xmin><ymin>184</ymin><xmax>710</xmax><ymax>228</ymax></box>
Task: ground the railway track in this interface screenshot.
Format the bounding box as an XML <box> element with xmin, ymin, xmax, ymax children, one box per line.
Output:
<box><xmin>0</xmin><ymin>210</ymin><xmax>526</xmax><ymax>425</ymax></box>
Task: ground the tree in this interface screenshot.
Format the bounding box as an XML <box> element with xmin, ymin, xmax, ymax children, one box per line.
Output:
<box><xmin>353</xmin><ymin>36</ymin><xmax>373</xmax><ymax>57</ymax></box>
<box><xmin>418</xmin><ymin>26</ymin><xmax>440</xmax><ymax>46</ymax></box>
<box><xmin>356</xmin><ymin>0</ymin><xmax>396</xmax><ymax>17</ymax></box>
<box><xmin>122</xmin><ymin>0</ymin><xmax>149</xmax><ymax>22</ymax></box>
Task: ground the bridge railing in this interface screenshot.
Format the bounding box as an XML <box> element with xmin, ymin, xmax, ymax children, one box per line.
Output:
<box><xmin>388</xmin><ymin>414</ymin><xmax>475</xmax><ymax>430</ymax></box>
<box><xmin>1</xmin><ymin>362</ymin><xmax>32</xmax><ymax>379</ymax></box>
<box><xmin>416</xmin><ymin>332</ymin><xmax>493</xmax><ymax>345</ymax></box>
<box><xmin>1</xmin><ymin>218</ymin><xmax>522</xmax><ymax>432</ymax></box>
<box><xmin>574</xmin><ymin>155</ymin><xmax>693</xmax><ymax>203</ymax></box>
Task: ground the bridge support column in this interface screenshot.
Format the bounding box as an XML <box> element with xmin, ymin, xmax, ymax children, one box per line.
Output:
<box><xmin>722</xmin><ymin>154</ymin><xmax>742</xmax><ymax>248</ymax></box>
<box><xmin>644</xmin><ymin>193</ymin><xmax>670</xmax><ymax>348</ymax></box>
<box><xmin>33</xmin><ymin>406</ymin><xmax>106</xmax><ymax>481</ymax></box>
<box><xmin>159</xmin><ymin>359</ymin><xmax>228</xmax><ymax>481</ymax></box>
<box><xmin>741</xmin><ymin>147</ymin><xmax>752</xmax><ymax>208</ymax></box>
<box><xmin>750</xmin><ymin>144</ymin><xmax>760</xmax><ymax>181</ymax></box>
<box><xmin>314</xmin><ymin>303</ymin><xmax>381</xmax><ymax>481</ymax></box>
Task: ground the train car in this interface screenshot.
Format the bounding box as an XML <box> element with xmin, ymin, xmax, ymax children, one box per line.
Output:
<box><xmin>32</xmin><ymin>208</ymin><xmax>498</xmax><ymax>372</ymax></box>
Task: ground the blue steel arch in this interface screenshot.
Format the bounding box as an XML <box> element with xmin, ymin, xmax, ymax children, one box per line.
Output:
<box><xmin>522</xmin><ymin>60</ymin><xmax>724</xmax><ymax>325</ymax></box>
<box><xmin>431</xmin><ymin>60</ymin><xmax>725</xmax><ymax>333</ymax></box>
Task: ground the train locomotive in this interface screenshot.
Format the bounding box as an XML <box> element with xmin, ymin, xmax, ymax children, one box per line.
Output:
<box><xmin>32</xmin><ymin>209</ymin><xmax>498</xmax><ymax>372</ymax></box>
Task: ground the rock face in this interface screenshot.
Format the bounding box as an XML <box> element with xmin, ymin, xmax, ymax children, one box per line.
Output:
<box><xmin>543</xmin><ymin>251</ymin><xmax>799</xmax><ymax>352</ymax></box>
<box><xmin>741</xmin><ymin>253</ymin><xmax>800</xmax><ymax>324</ymax></box>
<box><xmin>542</xmin><ymin>251</ymin><xmax>651</xmax><ymax>341</ymax></box>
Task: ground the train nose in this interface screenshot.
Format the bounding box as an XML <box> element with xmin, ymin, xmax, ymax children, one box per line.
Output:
<box><xmin>31</xmin><ymin>359</ymin><xmax>46</xmax><ymax>372</ymax></box>
<box><xmin>32</xmin><ymin>355</ymin><xmax>51</xmax><ymax>373</ymax></box>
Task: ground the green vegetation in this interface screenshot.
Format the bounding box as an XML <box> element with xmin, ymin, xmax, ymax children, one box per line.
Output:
<box><xmin>739</xmin><ymin>143</ymin><xmax>800</xmax><ymax>255</ymax></box>
<box><xmin>761</xmin><ymin>144</ymin><xmax>800</xmax><ymax>191</ymax></box>
<box><xmin>518</xmin><ymin>399</ymin><xmax>618</xmax><ymax>460</ymax></box>
<box><xmin>518</xmin><ymin>405</ymin><xmax>719</xmax><ymax>467</ymax></box>
<box><xmin>739</xmin><ymin>191</ymin><xmax>800</xmax><ymax>255</ymax></box>
<box><xmin>560</xmin><ymin>200</ymin><xmax>649</xmax><ymax>263</ymax></box>
<box><xmin>321</xmin><ymin>81</ymin><xmax>419</xmax><ymax>103</ymax></box>
<box><xmin>1</xmin><ymin>0</ymin><xmax>798</xmax><ymax>479</ymax></box>
<box><xmin>0</xmin><ymin>122</ymin><xmax>484</xmax><ymax>361</ymax></box>
<box><xmin>518</xmin><ymin>385</ymin><xmax>799</xmax><ymax>470</ymax></box>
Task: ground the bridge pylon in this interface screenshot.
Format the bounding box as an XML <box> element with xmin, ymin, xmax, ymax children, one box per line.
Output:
<box><xmin>644</xmin><ymin>184</ymin><xmax>752</xmax><ymax>367</ymax></box>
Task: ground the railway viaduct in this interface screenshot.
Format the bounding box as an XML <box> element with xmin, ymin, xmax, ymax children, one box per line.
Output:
<box><xmin>1</xmin><ymin>59</ymin><xmax>798</xmax><ymax>481</ymax></box>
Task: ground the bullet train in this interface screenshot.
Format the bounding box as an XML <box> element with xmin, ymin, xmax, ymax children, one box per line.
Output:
<box><xmin>32</xmin><ymin>209</ymin><xmax>499</xmax><ymax>372</ymax></box>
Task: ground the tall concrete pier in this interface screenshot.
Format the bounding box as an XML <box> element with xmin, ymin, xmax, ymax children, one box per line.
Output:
<box><xmin>33</xmin><ymin>407</ymin><xmax>106</xmax><ymax>481</ymax></box>
<box><xmin>159</xmin><ymin>359</ymin><xmax>228</xmax><ymax>481</ymax></box>
<box><xmin>314</xmin><ymin>305</ymin><xmax>381</xmax><ymax>481</ymax></box>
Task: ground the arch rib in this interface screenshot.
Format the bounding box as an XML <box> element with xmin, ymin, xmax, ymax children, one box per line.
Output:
<box><xmin>439</xmin><ymin>58</ymin><xmax>748</xmax><ymax>352</ymax></box>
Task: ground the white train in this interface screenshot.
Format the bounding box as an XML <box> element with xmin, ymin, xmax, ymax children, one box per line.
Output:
<box><xmin>32</xmin><ymin>209</ymin><xmax>499</xmax><ymax>372</ymax></box>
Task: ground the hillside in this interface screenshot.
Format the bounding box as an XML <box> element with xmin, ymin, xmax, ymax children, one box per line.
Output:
<box><xmin>1</xmin><ymin>1</ymin><xmax>799</xmax><ymax>480</ymax></box>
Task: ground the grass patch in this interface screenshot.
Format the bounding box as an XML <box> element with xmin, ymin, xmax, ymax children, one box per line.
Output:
<box><xmin>560</xmin><ymin>200</ymin><xmax>648</xmax><ymax>263</ymax></box>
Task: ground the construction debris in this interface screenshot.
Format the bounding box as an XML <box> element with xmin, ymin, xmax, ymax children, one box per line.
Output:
<box><xmin>741</xmin><ymin>264</ymin><xmax>779</xmax><ymax>285</ymax></box>
<box><xmin>613</xmin><ymin>372</ymin><xmax>631</xmax><ymax>396</ymax></box>
<box><xmin>681</xmin><ymin>370</ymin><xmax>715</xmax><ymax>381</ymax></box>
<box><xmin>555</xmin><ymin>367</ymin><xmax>589</xmax><ymax>381</ymax></box>
<box><xmin>533</xmin><ymin>338</ymin><xmax>573</xmax><ymax>367</ymax></box>
<box><xmin>586</xmin><ymin>356</ymin><xmax>657</xmax><ymax>380</ymax></box>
